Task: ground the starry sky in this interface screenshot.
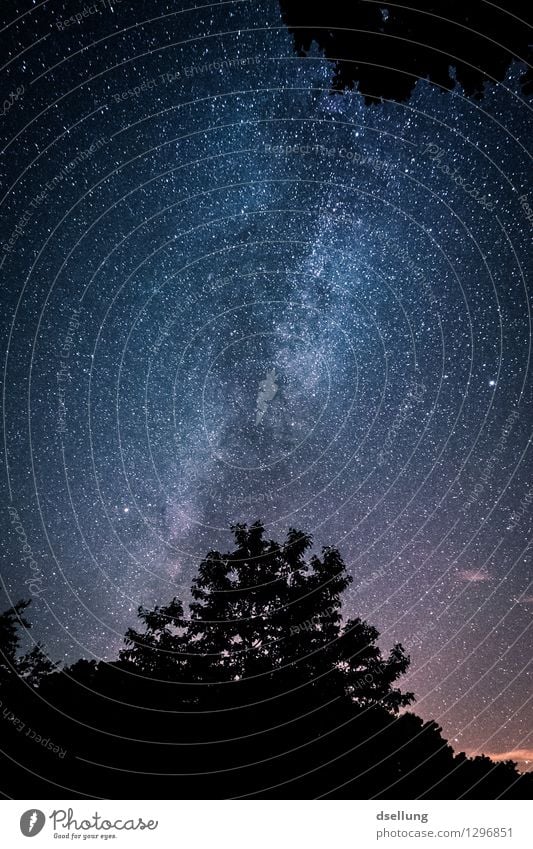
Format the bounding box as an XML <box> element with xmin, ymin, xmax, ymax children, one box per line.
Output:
<box><xmin>1</xmin><ymin>0</ymin><xmax>532</xmax><ymax>771</ymax></box>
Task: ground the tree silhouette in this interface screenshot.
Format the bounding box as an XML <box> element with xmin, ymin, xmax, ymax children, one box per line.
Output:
<box><xmin>278</xmin><ymin>0</ymin><xmax>532</xmax><ymax>104</ymax></box>
<box><xmin>120</xmin><ymin>598</ymin><xmax>186</xmax><ymax>679</ymax></box>
<box><xmin>0</xmin><ymin>599</ymin><xmax>55</xmax><ymax>686</ymax></box>
<box><xmin>119</xmin><ymin>522</ymin><xmax>412</xmax><ymax>712</ymax></box>
<box><xmin>0</xmin><ymin>524</ymin><xmax>532</xmax><ymax>799</ymax></box>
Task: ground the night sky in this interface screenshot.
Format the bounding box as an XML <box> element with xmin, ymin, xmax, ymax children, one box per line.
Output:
<box><xmin>1</xmin><ymin>1</ymin><xmax>532</xmax><ymax>771</ymax></box>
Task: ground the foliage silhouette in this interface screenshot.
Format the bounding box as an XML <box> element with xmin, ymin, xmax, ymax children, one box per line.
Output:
<box><xmin>0</xmin><ymin>523</ymin><xmax>531</xmax><ymax>799</ymax></box>
<box><xmin>278</xmin><ymin>0</ymin><xmax>532</xmax><ymax>104</ymax></box>
<box><xmin>0</xmin><ymin>600</ymin><xmax>56</xmax><ymax>686</ymax></box>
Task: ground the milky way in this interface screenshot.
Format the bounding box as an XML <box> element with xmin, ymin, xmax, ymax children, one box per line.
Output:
<box><xmin>1</xmin><ymin>0</ymin><xmax>532</xmax><ymax>771</ymax></box>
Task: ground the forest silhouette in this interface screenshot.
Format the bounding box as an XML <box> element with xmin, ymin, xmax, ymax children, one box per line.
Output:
<box><xmin>278</xmin><ymin>0</ymin><xmax>532</xmax><ymax>104</ymax></box>
<box><xmin>0</xmin><ymin>523</ymin><xmax>531</xmax><ymax>799</ymax></box>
